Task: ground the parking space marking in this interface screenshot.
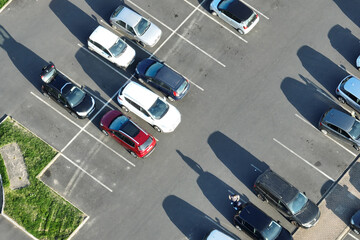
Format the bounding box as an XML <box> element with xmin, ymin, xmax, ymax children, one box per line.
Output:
<box><xmin>349</xmin><ymin>232</ymin><xmax>360</xmax><ymax>240</ymax></box>
<box><xmin>273</xmin><ymin>138</ymin><xmax>334</xmax><ymax>181</ymax></box>
<box><xmin>339</xmin><ymin>64</ymin><xmax>356</xmax><ymax>77</ymax></box>
<box><xmin>294</xmin><ymin>114</ymin><xmax>357</xmax><ymax>157</ymax></box>
<box><xmin>127</xmin><ymin>0</ymin><xmax>226</xmax><ymax>67</ymax></box>
<box><xmin>238</xmin><ymin>0</ymin><xmax>269</xmax><ymax>20</ymax></box>
<box><xmin>61</xmin><ymin>153</ymin><xmax>113</xmax><ymax>192</ymax></box>
<box><xmin>251</xmin><ymin>164</ymin><xmax>262</xmax><ymax>173</ymax></box>
<box><xmin>30</xmin><ymin>92</ymin><xmax>136</xmax><ymax>167</ymax></box>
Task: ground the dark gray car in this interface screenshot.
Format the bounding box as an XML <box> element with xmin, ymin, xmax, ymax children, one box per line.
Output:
<box><xmin>319</xmin><ymin>108</ymin><xmax>360</xmax><ymax>150</ymax></box>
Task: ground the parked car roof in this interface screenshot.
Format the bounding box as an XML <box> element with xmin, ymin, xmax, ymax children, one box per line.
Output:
<box><xmin>115</xmin><ymin>6</ymin><xmax>142</xmax><ymax>27</ymax></box>
<box><xmin>122</xmin><ymin>81</ymin><xmax>159</xmax><ymax>109</ymax></box>
<box><xmin>89</xmin><ymin>26</ymin><xmax>119</xmax><ymax>49</ymax></box>
<box><xmin>322</xmin><ymin>108</ymin><xmax>355</xmax><ymax>132</ymax></box>
<box><xmin>344</xmin><ymin>76</ymin><xmax>360</xmax><ymax>99</ymax></box>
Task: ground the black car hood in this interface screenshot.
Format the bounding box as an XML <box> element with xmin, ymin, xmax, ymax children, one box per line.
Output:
<box><xmin>73</xmin><ymin>94</ymin><xmax>94</xmax><ymax>114</ymax></box>
<box><xmin>294</xmin><ymin>200</ymin><xmax>320</xmax><ymax>226</ymax></box>
<box><xmin>276</xmin><ymin>228</ymin><xmax>293</xmax><ymax>240</ymax></box>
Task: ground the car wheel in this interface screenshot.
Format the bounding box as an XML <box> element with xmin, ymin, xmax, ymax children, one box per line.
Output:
<box><xmin>102</xmin><ymin>129</ymin><xmax>109</xmax><ymax>136</ymax></box>
<box><xmin>153</xmin><ymin>125</ymin><xmax>162</xmax><ymax>132</ymax></box>
<box><xmin>42</xmin><ymin>92</ymin><xmax>50</xmax><ymax>98</ymax></box>
<box><xmin>291</xmin><ymin>221</ymin><xmax>299</xmax><ymax>227</ymax></box>
<box><xmin>139</xmin><ymin>41</ymin><xmax>145</xmax><ymax>47</ymax></box>
<box><xmin>168</xmin><ymin>96</ymin><xmax>175</xmax><ymax>102</ymax></box>
<box><xmin>257</xmin><ymin>193</ymin><xmax>265</xmax><ymax>201</ymax></box>
<box><xmin>121</xmin><ymin>105</ymin><xmax>129</xmax><ymax>112</ymax></box>
<box><xmin>70</xmin><ymin>112</ymin><xmax>79</xmax><ymax>119</ymax></box>
<box><xmin>129</xmin><ymin>151</ymin><xmax>138</xmax><ymax>158</ymax></box>
<box><xmin>237</xmin><ymin>29</ymin><xmax>244</xmax><ymax>35</ymax></box>
<box><xmin>235</xmin><ymin>225</ymin><xmax>242</xmax><ymax>231</ymax></box>
<box><xmin>354</xmin><ymin>228</ymin><xmax>360</xmax><ymax>234</ymax></box>
<box><xmin>211</xmin><ymin>11</ymin><xmax>217</xmax><ymax>16</ymax></box>
<box><xmin>337</xmin><ymin>96</ymin><xmax>345</xmax><ymax>104</ymax></box>
<box><xmin>321</xmin><ymin>129</ymin><xmax>328</xmax><ymax>135</ymax></box>
<box><xmin>112</xmin><ymin>24</ymin><xmax>117</xmax><ymax>30</ymax></box>
<box><xmin>354</xmin><ymin>145</ymin><xmax>360</xmax><ymax>151</ymax></box>
<box><xmin>138</xmin><ymin>78</ymin><xmax>144</xmax><ymax>84</ymax></box>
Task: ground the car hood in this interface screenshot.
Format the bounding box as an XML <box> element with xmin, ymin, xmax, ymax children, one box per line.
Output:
<box><xmin>294</xmin><ymin>200</ymin><xmax>320</xmax><ymax>227</ymax></box>
<box><xmin>114</xmin><ymin>45</ymin><xmax>136</xmax><ymax>68</ymax></box>
<box><xmin>139</xmin><ymin>23</ymin><xmax>162</xmax><ymax>47</ymax></box>
<box><xmin>356</xmin><ymin>55</ymin><xmax>360</xmax><ymax>68</ymax></box>
<box><xmin>73</xmin><ymin>94</ymin><xmax>95</xmax><ymax>116</ymax></box>
<box><xmin>156</xmin><ymin>104</ymin><xmax>181</xmax><ymax>133</ymax></box>
<box><xmin>276</xmin><ymin>228</ymin><xmax>293</xmax><ymax>240</ymax></box>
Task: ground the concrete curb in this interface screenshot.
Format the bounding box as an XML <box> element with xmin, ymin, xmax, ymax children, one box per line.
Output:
<box><xmin>0</xmin><ymin>0</ymin><xmax>13</xmax><ymax>13</ymax></box>
<box><xmin>336</xmin><ymin>227</ymin><xmax>350</xmax><ymax>240</ymax></box>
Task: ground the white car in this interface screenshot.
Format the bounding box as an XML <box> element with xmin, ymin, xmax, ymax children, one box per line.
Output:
<box><xmin>117</xmin><ymin>81</ymin><xmax>181</xmax><ymax>133</ymax></box>
<box><xmin>88</xmin><ymin>26</ymin><xmax>136</xmax><ymax>69</ymax></box>
<box><xmin>356</xmin><ymin>55</ymin><xmax>360</xmax><ymax>70</ymax></box>
<box><xmin>110</xmin><ymin>5</ymin><xmax>162</xmax><ymax>47</ymax></box>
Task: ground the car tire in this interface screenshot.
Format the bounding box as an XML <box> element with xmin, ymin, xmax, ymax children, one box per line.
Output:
<box><xmin>237</xmin><ymin>29</ymin><xmax>244</xmax><ymax>35</ymax></box>
<box><xmin>42</xmin><ymin>92</ymin><xmax>50</xmax><ymax>98</ymax></box>
<box><xmin>354</xmin><ymin>145</ymin><xmax>360</xmax><ymax>151</ymax></box>
<box><xmin>102</xmin><ymin>129</ymin><xmax>109</xmax><ymax>136</ymax></box>
<box><xmin>129</xmin><ymin>151</ymin><xmax>138</xmax><ymax>158</ymax></box>
<box><xmin>291</xmin><ymin>221</ymin><xmax>299</xmax><ymax>227</ymax></box>
<box><xmin>337</xmin><ymin>96</ymin><xmax>346</xmax><ymax>104</ymax></box>
<box><xmin>321</xmin><ymin>129</ymin><xmax>328</xmax><ymax>135</ymax></box>
<box><xmin>257</xmin><ymin>193</ymin><xmax>265</xmax><ymax>201</ymax></box>
<box><xmin>235</xmin><ymin>225</ymin><xmax>242</xmax><ymax>231</ymax></box>
<box><xmin>138</xmin><ymin>78</ymin><xmax>144</xmax><ymax>84</ymax></box>
<box><xmin>168</xmin><ymin>96</ymin><xmax>175</xmax><ymax>102</ymax></box>
<box><xmin>211</xmin><ymin>11</ymin><xmax>217</xmax><ymax>16</ymax></box>
<box><xmin>153</xmin><ymin>125</ymin><xmax>162</xmax><ymax>132</ymax></box>
<box><xmin>70</xmin><ymin>112</ymin><xmax>79</xmax><ymax>119</ymax></box>
<box><xmin>121</xmin><ymin>105</ymin><xmax>129</xmax><ymax>112</ymax></box>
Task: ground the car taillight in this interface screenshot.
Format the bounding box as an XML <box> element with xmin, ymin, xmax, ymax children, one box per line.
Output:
<box><xmin>173</xmin><ymin>91</ymin><xmax>179</xmax><ymax>97</ymax></box>
<box><xmin>256</xmin><ymin>14</ymin><xmax>258</xmax><ymax>18</ymax></box>
<box><xmin>319</xmin><ymin>122</ymin><xmax>322</xmax><ymax>126</ymax></box>
<box><xmin>118</xmin><ymin>96</ymin><xmax>123</xmax><ymax>101</ymax></box>
<box><xmin>336</xmin><ymin>88</ymin><xmax>339</xmax><ymax>92</ymax></box>
<box><xmin>41</xmin><ymin>75</ymin><xmax>44</xmax><ymax>80</ymax></box>
<box><xmin>51</xmin><ymin>65</ymin><xmax>54</xmax><ymax>68</ymax></box>
<box><xmin>254</xmin><ymin>184</ymin><xmax>256</xmax><ymax>188</ymax></box>
<box><xmin>243</xmin><ymin>26</ymin><xmax>247</xmax><ymax>29</ymax></box>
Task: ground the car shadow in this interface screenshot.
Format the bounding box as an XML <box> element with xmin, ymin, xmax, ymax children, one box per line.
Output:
<box><xmin>349</xmin><ymin>162</ymin><xmax>360</xmax><ymax>193</ymax></box>
<box><xmin>207</xmin><ymin>131</ymin><xmax>269</xmax><ymax>192</ymax></box>
<box><xmin>328</xmin><ymin>24</ymin><xmax>359</xmax><ymax>69</ymax></box>
<box><xmin>333</xmin><ymin>0</ymin><xmax>360</xmax><ymax>28</ymax></box>
<box><xmin>0</xmin><ymin>25</ymin><xmax>47</xmax><ymax>91</ymax></box>
<box><xmin>280</xmin><ymin>76</ymin><xmax>339</xmax><ymax>127</ymax></box>
<box><xmin>163</xmin><ymin>194</ymin><xmax>240</xmax><ymax>240</ymax></box>
<box><xmin>49</xmin><ymin>0</ymin><xmax>99</xmax><ymax>44</ymax></box>
<box><xmin>297</xmin><ymin>45</ymin><xmax>348</xmax><ymax>95</ymax></box>
<box><xmin>198</xmin><ymin>0</ymin><xmax>213</xmax><ymax>12</ymax></box>
<box><xmin>177</xmin><ymin>150</ymin><xmax>249</xmax><ymax>222</ymax></box>
<box><xmin>85</xmin><ymin>0</ymin><xmax>125</xmax><ymax>23</ymax></box>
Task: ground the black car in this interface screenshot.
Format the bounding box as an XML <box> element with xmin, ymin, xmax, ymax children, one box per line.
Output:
<box><xmin>233</xmin><ymin>203</ymin><xmax>293</xmax><ymax>240</ymax></box>
<box><xmin>254</xmin><ymin>169</ymin><xmax>320</xmax><ymax>228</ymax></box>
<box><xmin>135</xmin><ymin>58</ymin><xmax>190</xmax><ymax>101</ymax></box>
<box><xmin>351</xmin><ymin>210</ymin><xmax>360</xmax><ymax>234</ymax></box>
<box><xmin>40</xmin><ymin>63</ymin><xmax>96</xmax><ymax>119</ymax></box>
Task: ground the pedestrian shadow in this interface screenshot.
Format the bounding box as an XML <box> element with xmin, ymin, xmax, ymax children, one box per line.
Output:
<box><xmin>333</xmin><ymin>0</ymin><xmax>360</xmax><ymax>28</ymax></box>
<box><xmin>49</xmin><ymin>0</ymin><xmax>98</xmax><ymax>44</ymax></box>
<box><xmin>177</xmin><ymin>150</ymin><xmax>249</xmax><ymax>222</ymax></box>
<box><xmin>0</xmin><ymin>25</ymin><xmax>47</xmax><ymax>91</ymax></box>
<box><xmin>328</xmin><ymin>24</ymin><xmax>359</xmax><ymax>68</ymax></box>
<box><xmin>207</xmin><ymin>131</ymin><xmax>269</xmax><ymax>191</ymax></box>
<box><xmin>349</xmin><ymin>162</ymin><xmax>360</xmax><ymax>193</ymax></box>
<box><xmin>297</xmin><ymin>45</ymin><xmax>347</xmax><ymax>95</ymax></box>
<box><xmin>163</xmin><ymin>195</ymin><xmax>240</xmax><ymax>240</ymax></box>
<box><xmin>280</xmin><ymin>76</ymin><xmax>339</xmax><ymax>127</ymax></box>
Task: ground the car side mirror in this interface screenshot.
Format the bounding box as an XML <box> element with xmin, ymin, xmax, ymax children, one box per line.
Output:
<box><xmin>303</xmin><ymin>192</ymin><xmax>306</xmax><ymax>195</ymax></box>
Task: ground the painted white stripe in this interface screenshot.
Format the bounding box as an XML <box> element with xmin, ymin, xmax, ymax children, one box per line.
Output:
<box><xmin>68</xmin><ymin>216</ymin><xmax>90</xmax><ymax>240</ymax></box>
<box><xmin>127</xmin><ymin>0</ymin><xmax>226</xmax><ymax>67</ymax></box>
<box><xmin>238</xmin><ymin>0</ymin><xmax>269</xmax><ymax>19</ymax></box>
<box><xmin>61</xmin><ymin>153</ymin><xmax>113</xmax><ymax>192</ymax></box>
<box><xmin>251</xmin><ymin>164</ymin><xmax>262</xmax><ymax>173</ymax></box>
<box><xmin>339</xmin><ymin>65</ymin><xmax>356</xmax><ymax>77</ymax></box>
<box><xmin>294</xmin><ymin>113</ymin><xmax>318</xmax><ymax>130</ymax></box>
<box><xmin>2</xmin><ymin>214</ymin><xmax>37</xmax><ymax>240</ymax></box>
<box><xmin>348</xmin><ymin>232</ymin><xmax>360</xmax><ymax>240</ymax></box>
<box><xmin>164</xmin><ymin>63</ymin><xmax>204</xmax><ymax>91</ymax></box>
<box><xmin>83</xmin><ymin>89</ymin><xmax>115</xmax><ymax>110</ymax></box>
<box><xmin>273</xmin><ymin>138</ymin><xmax>334</xmax><ymax>181</ymax></box>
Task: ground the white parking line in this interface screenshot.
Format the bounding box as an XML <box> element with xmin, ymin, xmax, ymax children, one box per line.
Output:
<box><xmin>251</xmin><ymin>164</ymin><xmax>262</xmax><ymax>173</ymax></box>
<box><xmin>61</xmin><ymin>153</ymin><xmax>113</xmax><ymax>192</ymax></box>
<box><xmin>339</xmin><ymin>64</ymin><xmax>356</xmax><ymax>77</ymax></box>
<box><xmin>273</xmin><ymin>138</ymin><xmax>334</xmax><ymax>181</ymax></box>
<box><xmin>349</xmin><ymin>232</ymin><xmax>360</xmax><ymax>240</ymax></box>
<box><xmin>127</xmin><ymin>0</ymin><xmax>226</xmax><ymax>67</ymax></box>
<box><xmin>294</xmin><ymin>114</ymin><xmax>357</xmax><ymax>157</ymax></box>
<box><xmin>30</xmin><ymin>92</ymin><xmax>136</xmax><ymax>167</ymax></box>
<box><xmin>238</xmin><ymin>0</ymin><xmax>269</xmax><ymax>20</ymax></box>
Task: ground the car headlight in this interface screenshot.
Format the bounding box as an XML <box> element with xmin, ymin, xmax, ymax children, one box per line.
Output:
<box><xmin>351</xmin><ymin>218</ymin><xmax>355</xmax><ymax>225</ymax></box>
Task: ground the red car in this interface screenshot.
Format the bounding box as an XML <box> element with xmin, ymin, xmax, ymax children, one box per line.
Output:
<box><xmin>100</xmin><ymin>110</ymin><xmax>156</xmax><ymax>158</ymax></box>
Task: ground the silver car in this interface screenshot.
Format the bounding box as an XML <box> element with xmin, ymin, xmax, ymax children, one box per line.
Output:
<box><xmin>110</xmin><ymin>5</ymin><xmax>162</xmax><ymax>47</ymax></box>
<box><xmin>336</xmin><ymin>75</ymin><xmax>360</xmax><ymax>112</ymax></box>
<box><xmin>210</xmin><ymin>0</ymin><xmax>259</xmax><ymax>34</ymax></box>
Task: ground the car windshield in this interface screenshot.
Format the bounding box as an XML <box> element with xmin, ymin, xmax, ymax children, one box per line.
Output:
<box><xmin>261</xmin><ymin>221</ymin><xmax>282</xmax><ymax>240</ymax></box>
<box><xmin>287</xmin><ymin>192</ymin><xmax>308</xmax><ymax>215</ymax></box>
<box><xmin>218</xmin><ymin>0</ymin><xmax>234</xmax><ymax>10</ymax></box>
<box><xmin>65</xmin><ymin>86</ymin><xmax>86</xmax><ymax>108</ymax></box>
<box><xmin>176</xmin><ymin>80</ymin><xmax>188</xmax><ymax>95</ymax></box>
<box><xmin>139</xmin><ymin>136</ymin><xmax>153</xmax><ymax>151</ymax></box>
<box><xmin>148</xmin><ymin>98</ymin><xmax>169</xmax><ymax>120</ymax></box>
<box><xmin>109</xmin><ymin>39</ymin><xmax>127</xmax><ymax>57</ymax></box>
<box><xmin>349</xmin><ymin>120</ymin><xmax>360</xmax><ymax>140</ymax></box>
<box><xmin>134</xmin><ymin>18</ymin><xmax>151</xmax><ymax>36</ymax></box>
<box><xmin>145</xmin><ymin>62</ymin><xmax>163</xmax><ymax>78</ymax></box>
<box><xmin>109</xmin><ymin>115</ymin><xmax>128</xmax><ymax>130</ymax></box>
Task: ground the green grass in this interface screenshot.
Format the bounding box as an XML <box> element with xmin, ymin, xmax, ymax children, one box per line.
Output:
<box><xmin>0</xmin><ymin>118</ymin><xmax>86</xmax><ymax>240</ymax></box>
<box><xmin>0</xmin><ymin>0</ymin><xmax>8</xmax><ymax>9</ymax></box>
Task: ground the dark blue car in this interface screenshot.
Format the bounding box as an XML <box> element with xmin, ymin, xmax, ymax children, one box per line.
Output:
<box><xmin>135</xmin><ymin>58</ymin><xmax>190</xmax><ymax>101</ymax></box>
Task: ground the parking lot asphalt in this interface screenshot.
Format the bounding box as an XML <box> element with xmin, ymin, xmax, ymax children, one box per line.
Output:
<box><xmin>1</xmin><ymin>0</ymin><xmax>360</xmax><ymax>239</ymax></box>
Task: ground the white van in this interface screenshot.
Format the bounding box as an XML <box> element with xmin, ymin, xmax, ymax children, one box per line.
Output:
<box><xmin>203</xmin><ymin>229</ymin><xmax>235</xmax><ymax>240</ymax></box>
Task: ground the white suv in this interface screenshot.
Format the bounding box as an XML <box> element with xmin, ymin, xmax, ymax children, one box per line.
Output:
<box><xmin>88</xmin><ymin>26</ymin><xmax>136</xmax><ymax>69</ymax></box>
<box><xmin>117</xmin><ymin>81</ymin><xmax>181</xmax><ymax>133</ymax></box>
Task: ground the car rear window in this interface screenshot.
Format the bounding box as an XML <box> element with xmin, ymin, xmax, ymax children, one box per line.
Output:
<box><xmin>139</xmin><ymin>136</ymin><xmax>153</xmax><ymax>151</ymax></box>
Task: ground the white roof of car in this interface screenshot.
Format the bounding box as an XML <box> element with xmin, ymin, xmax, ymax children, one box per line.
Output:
<box><xmin>123</xmin><ymin>81</ymin><xmax>159</xmax><ymax>109</ymax></box>
<box><xmin>117</xmin><ymin>7</ymin><xmax>142</xmax><ymax>27</ymax></box>
<box><xmin>205</xmin><ymin>230</ymin><xmax>234</xmax><ymax>240</ymax></box>
<box><xmin>89</xmin><ymin>25</ymin><xmax>120</xmax><ymax>49</ymax></box>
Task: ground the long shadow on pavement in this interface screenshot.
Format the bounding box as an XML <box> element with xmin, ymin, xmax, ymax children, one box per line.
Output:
<box><xmin>333</xmin><ymin>0</ymin><xmax>360</xmax><ymax>28</ymax></box>
<box><xmin>85</xmin><ymin>0</ymin><xmax>124</xmax><ymax>23</ymax></box>
<box><xmin>349</xmin><ymin>162</ymin><xmax>360</xmax><ymax>193</ymax></box>
<box><xmin>207</xmin><ymin>131</ymin><xmax>269</xmax><ymax>192</ymax></box>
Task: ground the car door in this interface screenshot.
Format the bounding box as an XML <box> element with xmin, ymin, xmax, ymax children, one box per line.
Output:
<box><xmin>344</xmin><ymin>91</ymin><xmax>360</xmax><ymax>112</ymax></box>
<box><xmin>115</xmin><ymin>20</ymin><xmax>128</xmax><ymax>34</ymax></box>
<box><xmin>93</xmin><ymin>41</ymin><xmax>113</xmax><ymax>62</ymax></box>
<box><xmin>219</xmin><ymin>9</ymin><xmax>240</xmax><ymax>29</ymax></box>
<box><xmin>326</xmin><ymin>123</ymin><xmax>354</xmax><ymax>147</ymax></box>
<box><xmin>125</xmin><ymin>97</ymin><xmax>153</xmax><ymax>124</ymax></box>
<box><xmin>125</xmin><ymin>24</ymin><xmax>137</xmax><ymax>38</ymax></box>
<box><xmin>112</xmin><ymin>131</ymin><xmax>135</xmax><ymax>151</ymax></box>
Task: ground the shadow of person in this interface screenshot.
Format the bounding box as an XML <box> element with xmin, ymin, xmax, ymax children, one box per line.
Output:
<box><xmin>333</xmin><ymin>0</ymin><xmax>360</xmax><ymax>28</ymax></box>
<box><xmin>85</xmin><ymin>0</ymin><xmax>123</xmax><ymax>22</ymax></box>
<box><xmin>207</xmin><ymin>131</ymin><xmax>269</xmax><ymax>191</ymax></box>
<box><xmin>280</xmin><ymin>76</ymin><xmax>339</xmax><ymax>126</ymax></box>
<box><xmin>163</xmin><ymin>195</ymin><xmax>240</xmax><ymax>240</ymax></box>
<box><xmin>177</xmin><ymin>150</ymin><xmax>249</xmax><ymax>222</ymax></box>
<box><xmin>49</xmin><ymin>0</ymin><xmax>98</xmax><ymax>44</ymax></box>
<box><xmin>328</xmin><ymin>25</ymin><xmax>360</xmax><ymax>68</ymax></box>
<box><xmin>297</xmin><ymin>45</ymin><xmax>348</xmax><ymax>95</ymax></box>
<box><xmin>0</xmin><ymin>26</ymin><xmax>47</xmax><ymax>91</ymax></box>
<box><xmin>349</xmin><ymin>162</ymin><xmax>360</xmax><ymax>193</ymax></box>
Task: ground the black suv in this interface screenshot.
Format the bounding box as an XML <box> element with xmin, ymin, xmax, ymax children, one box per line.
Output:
<box><xmin>233</xmin><ymin>203</ymin><xmax>292</xmax><ymax>240</ymax></box>
<box><xmin>254</xmin><ymin>169</ymin><xmax>320</xmax><ymax>228</ymax></box>
<box><xmin>40</xmin><ymin>63</ymin><xmax>96</xmax><ymax>119</ymax></box>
